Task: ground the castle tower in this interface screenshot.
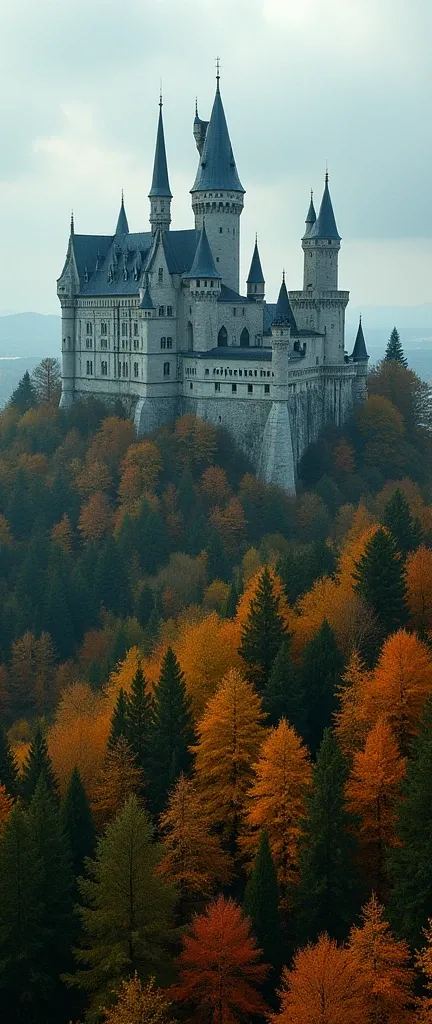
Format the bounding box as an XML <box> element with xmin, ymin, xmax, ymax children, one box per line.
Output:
<box><xmin>302</xmin><ymin>173</ymin><xmax>340</xmax><ymax>291</ymax></box>
<box><xmin>149</xmin><ymin>97</ymin><xmax>172</xmax><ymax>234</ymax></box>
<box><xmin>351</xmin><ymin>315</ymin><xmax>369</xmax><ymax>404</ymax></box>
<box><xmin>190</xmin><ymin>69</ymin><xmax>244</xmax><ymax>293</ymax></box>
<box><xmin>115</xmin><ymin>192</ymin><xmax>129</xmax><ymax>235</ymax></box>
<box><xmin>58</xmin><ymin>212</ymin><xmax>77</xmax><ymax>410</ymax></box>
<box><xmin>258</xmin><ymin>273</ymin><xmax>296</xmax><ymax>494</ymax></box>
<box><xmin>303</xmin><ymin>191</ymin><xmax>316</xmax><ymax>237</ymax></box>
<box><xmin>246</xmin><ymin>237</ymin><xmax>265</xmax><ymax>302</ymax></box>
<box><xmin>183</xmin><ymin>222</ymin><xmax>221</xmax><ymax>351</ymax></box>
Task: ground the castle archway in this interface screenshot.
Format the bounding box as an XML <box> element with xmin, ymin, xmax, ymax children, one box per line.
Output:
<box><xmin>240</xmin><ymin>327</ymin><xmax>250</xmax><ymax>348</ymax></box>
<box><xmin>187</xmin><ymin>321</ymin><xmax>194</xmax><ymax>351</ymax></box>
<box><xmin>218</xmin><ymin>326</ymin><xmax>228</xmax><ymax>347</ymax></box>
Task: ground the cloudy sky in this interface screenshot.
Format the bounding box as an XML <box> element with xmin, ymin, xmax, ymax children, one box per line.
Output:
<box><xmin>0</xmin><ymin>0</ymin><xmax>430</xmax><ymax>315</ymax></box>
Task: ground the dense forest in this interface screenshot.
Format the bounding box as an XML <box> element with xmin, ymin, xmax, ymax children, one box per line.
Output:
<box><xmin>2</xmin><ymin>339</ymin><xmax>432</xmax><ymax>1023</ymax></box>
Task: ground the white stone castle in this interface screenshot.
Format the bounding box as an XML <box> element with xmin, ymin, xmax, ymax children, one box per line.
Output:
<box><xmin>57</xmin><ymin>72</ymin><xmax>368</xmax><ymax>493</ymax></box>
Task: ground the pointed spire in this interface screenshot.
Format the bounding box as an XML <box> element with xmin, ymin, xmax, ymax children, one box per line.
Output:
<box><xmin>140</xmin><ymin>273</ymin><xmax>154</xmax><ymax>310</ymax></box>
<box><xmin>115</xmin><ymin>191</ymin><xmax>129</xmax><ymax>235</ymax></box>
<box><xmin>272</xmin><ymin>274</ymin><xmax>297</xmax><ymax>331</ymax></box>
<box><xmin>191</xmin><ymin>78</ymin><xmax>244</xmax><ymax>193</ymax></box>
<box><xmin>309</xmin><ymin>172</ymin><xmax>340</xmax><ymax>240</ymax></box>
<box><xmin>352</xmin><ymin>316</ymin><xmax>369</xmax><ymax>361</ymax></box>
<box><xmin>247</xmin><ymin>237</ymin><xmax>265</xmax><ymax>285</ymax></box>
<box><xmin>303</xmin><ymin>190</ymin><xmax>316</xmax><ymax>237</ymax></box>
<box><xmin>183</xmin><ymin>221</ymin><xmax>222</xmax><ymax>280</ymax></box>
<box><xmin>70</xmin><ymin>210</ymin><xmax>75</xmax><ymax>236</ymax></box>
<box><xmin>149</xmin><ymin>96</ymin><xmax>172</xmax><ymax>199</ymax></box>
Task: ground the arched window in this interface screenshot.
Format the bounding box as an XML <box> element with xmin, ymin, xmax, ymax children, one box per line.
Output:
<box><xmin>218</xmin><ymin>326</ymin><xmax>228</xmax><ymax>347</ymax></box>
<box><xmin>187</xmin><ymin>321</ymin><xmax>194</xmax><ymax>351</ymax></box>
<box><xmin>240</xmin><ymin>327</ymin><xmax>250</xmax><ymax>348</ymax></box>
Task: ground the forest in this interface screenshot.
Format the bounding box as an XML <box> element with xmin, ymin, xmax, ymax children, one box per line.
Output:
<box><xmin>2</xmin><ymin>339</ymin><xmax>432</xmax><ymax>1023</ymax></box>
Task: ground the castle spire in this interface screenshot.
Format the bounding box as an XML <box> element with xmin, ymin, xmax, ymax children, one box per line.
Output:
<box><xmin>184</xmin><ymin>221</ymin><xmax>222</xmax><ymax>280</ymax></box>
<box><xmin>149</xmin><ymin>96</ymin><xmax>172</xmax><ymax>200</ymax></box>
<box><xmin>309</xmin><ymin>171</ymin><xmax>340</xmax><ymax>240</ymax></box>
<box><xmin>191</xmin><ymin>76</ymin><xmax>244</xmax><ymax>193</ymax></box>
<box><xmin>351</xmin><ymin>316</ymin><xmax>369</xmax><ymax>362</ymax></box>
<box><xmin>247</xmin><ymin>236</ymin><xmax>265</xmax><ymax>301</ymax></box>
<box><xmin>115</xmin><ymin>191</ymin><xmax>129</xmax><ymax>235</ymax></box>
<box><xmin>272</xmin><ymin>273</ymin><xmax>297</xmax><ymax>332</ymax></box>
<box><xmin>303</xmin><ymin>190</ymin><xmax>316</xmax><ymax>237</ymax></box>
<box><xmin>70</xmin><ymin>210</ymin><xmax>74</xmax><ymax>236</ymax></box>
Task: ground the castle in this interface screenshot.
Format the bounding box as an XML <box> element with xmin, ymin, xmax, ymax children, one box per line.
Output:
<box><xmin>57</xmin><ymin>72</ymin><xmax>369</xmax><ymax>494</ymax></box>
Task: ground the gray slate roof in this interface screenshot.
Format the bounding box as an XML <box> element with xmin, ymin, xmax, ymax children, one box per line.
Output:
<box><xmin>351</xmin><ymin>318</ymin><xmax>369</xmax><ymax>361</ymax></box>
<box><xmin>246</xmin><ymin>240</ymin><xmax>265</xmax><ymax>284</ymax></box>
<box><xmin>272</xmin><ymin>277</ymin><xmax>298</xmax><ymax>331</ymax></box>
<box><xmin>309</xmin><ymin>175</ymin><xmax>341</xmax><ymax>240</ymax></box>
<box><xmin>140</xmin><ymin>275</ymin><xmax>154</xmax><ymax>310</ymax></box>
<box><xmin>149</xmin><ymin>104</ymin><xmax>172</xmax><ymax>198</ymax></box>
<box><xmin>303</xmin><ymin>193</ymin><xmax>316</xmax><ymax>238</ymax></box>
<box><xmin>183</xmin><ymin>222</ymin><xmax>221</xmax><ymax>279</ymax></box>
<box><xmin>192</xmin><ymin>346</ymin><xmax>272</xmax><ymax>361</ymax></box>
<box><xmin>218</xmin><ymin>284</ymin><xmax>249</xmax><ymax>303</ymax></box>
<box><xmin>191</xmin><ymin>84</ymin><xmax>244</xmax><ymax>194</ymax></box>
<box><xmin>74</xmin><ymin>229</ymin><xmax>199</xmax><ymax>296</ymax></box>
<box><xmin>115</xmin><ymin>197</ymin><xmax>129</xmax><ymax>235</ymax></box>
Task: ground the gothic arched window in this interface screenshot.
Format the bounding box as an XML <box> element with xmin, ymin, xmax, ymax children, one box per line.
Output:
<box><xmin>240</xmin><ymin>327</ymin><xmax>250</xmax><ymax>348</ymax></box>
<box><xmin>218</xmin><ymin>326</ymin><xmax>228</xmax><ymax>347</ymax></box>
<box><xmin>187</xmin><ymin>321</ymin><xmax>194</xmax><ymax>351</ymax></box>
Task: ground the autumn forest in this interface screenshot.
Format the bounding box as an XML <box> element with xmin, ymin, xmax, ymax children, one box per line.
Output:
<box><xmin>2</xmin><ymin>347</ymin><xmax>432</xmax><ymax>1023</ymax></box>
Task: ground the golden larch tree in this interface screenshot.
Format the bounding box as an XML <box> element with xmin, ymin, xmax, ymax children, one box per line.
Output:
<box><xmin>416</xmin><ymin>920</ymin><xmax>432</xmax><ymax>1023</ymax></box>
<box><xmin>51</xmin><ymin>512</ymin><xmax>73</xmax><ymax>555</ymax></box>
<box><xmin>103</xmin><ymin>975</ymin><xmax>176</xmax><ymax>1024</ymax></box>
<box><xmin>92</xmin><ymin>735</ymin><xmax>144</xmax><ymax>828</ymax></box>
<box><xmin>362</xmin><ymin>629</ymin><xmax>432</xmax><ymax>754</ymax></box>
<box><xmin>348</xmin><ymin>894</ymin><xmax>414</xmax><ymax>1024</ymax></box>
<box><xmin>79</xmin><ymin>491</ymin><xmax>114</xmax><ymax>544</ymax></box>
<box><xmin>406</xmin><ymin>546</ymin><xmax>432</xmax><ymax>632</ymax></box>
<box><xmin>158</xmin><ymin>774</ymin><xmax>231</xmax><ymax>902</ymax></box>
<box><xmin>270</xmin><ymin>933</ymin><xmax>364</xmax><ymax>1024</ymax></box>
<box><xmin>334</xmin><ymin>649</ymin><xmax>370</xmax><ymax>758</ymax></box>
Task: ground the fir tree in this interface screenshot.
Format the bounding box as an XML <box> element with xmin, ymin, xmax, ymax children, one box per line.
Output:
<box><xmin>125</xmin><ymin>667</ymin><xmax>152</xmax><ymax>774</ymax></box>
<box><xmin>9</xmin><ymin>370</ymin><xmax>37</xmax><ymax>413</ymax></box>
<box><xmin>135</xmin><ymin>583</ymin><xmax>155</xmax><ymax>628</ymax></box>
<box><xmin>148</xmin><ymin>648</ymin><xmax>195</xmax><ymax>816</ymax></box>
<box><xmin>295</xmin><ymin>729</ymin><xmax>360</xmax><ymax>944</ymax></box>
<box><xmin>108</xmin><ymin>687</ymin><xmax>129</xmax><ymax>750</ymax></box>
<box><xmin>224</xmin><ymin>580</ymin><xmax>240</xmax><ymax>618</ymax></box>
<box><xmin>262</xmin><ymin>636</ymin><xmax>306</xmax><ymax>734</ymax></box>
<box><xmin>300</xmin><ymin>621</ymin><xmax>344</xmax><ymax>756</ymax></box>
<box><xmin>388</xmin><ymin>699</ymin><xmax>432</xmax><ymax>949</ymax></box>
<box><xmin>20</xmin><ymin>721</ymin><xmax>59</xmax><ymax>803</ymax></box>
<box><xmin>239</xmin><ymin>567</ymin><xmax>287</xmax><ymax>691</ymax></box>
<box><xmin>353</xmin><ymin>526</ymin><xmax>408</xmax><ymax>637</ymax></box>
<box><xmin>62</xmin><ymin>767</ymin><xmax>96</xmax><ymax>878</ymax></box>
<box><xmin>385</xmin><ymin>327</ymin><xmax>408</xmax><ymax>366</ymax></box>
<box><xmin>0</xmin><ymin>723</ymin><xmax>18</xmax><ymax>797</ymax></box>
<box><xmin>382</xmin><ymin>488</ymin><xmax>422</xmax><ymax>557</ymax></box>
<box><xmin>244</xmin><ymin>829</ymin><xmax>283</xmax><ymax>977</ymax></box>
<box><xmin>0</xmin><ymin>803</ymin><xmax>43</xmax><ymax>1021</ymax></box>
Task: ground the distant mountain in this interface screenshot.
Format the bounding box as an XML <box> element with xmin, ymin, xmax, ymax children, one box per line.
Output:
<box><xmin>0</xmin><ymin>313</ymin><xmax>61</xmax><ymax>358</ymax></box>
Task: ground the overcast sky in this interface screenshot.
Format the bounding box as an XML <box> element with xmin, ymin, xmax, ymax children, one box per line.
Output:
<box><xmin>0</xmin><ymin>0</ymin><xmax>430</xmax><ymax>316</ymax></box>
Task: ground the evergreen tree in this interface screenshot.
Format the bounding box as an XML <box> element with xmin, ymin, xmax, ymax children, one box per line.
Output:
<box><xmin>0</xmin><ymin>803</ymin><xmax>43</xmax><ymax>1021</ymax></box>
<box><xmin>382</xmin><ymin>488</ymin><xmax>422</xmax><ymax>557</ymax></box>
<box><xmin>353</xmin><ymin>527</ymin><xmax>408</xmax><ymax>637</ymax></box>
<box><xmin>0</xmin><ymin>723</ymin><xmax>18</xmax><ymax>797</ymax></box>
<box><xmin>388</xmin><ymin>699</ymin><xmax>432</xmax><ymax>949</ymax></box>
<box><xmin>62</xmin><ymin>767</ymin><xmax>96</xmax><ymax>878</ymax></box>
<box><xmin>385</xmin><ymin>327</ymin><xmax>408</xmax><ymax>367</ymax></box>
<box><xmin>300</xmin><ymin>621</ymin><xmax>344</xmax><ymax>756</ymax></box>
<box><xmin>244</xmin><ymin>828</ymin><xmax>283</xmax><ymax>977</ymax></box>
<box><xmin>135</xmin><ymin>583</ymin><xmax>155</xmax><ymax>628</ymax></box>
<box><xmin>108</xmin><ymin>688</ymin><xmax>129</xmax><ymax>750</ymax></box>
<box><xmin>224</xmin><ymin>580</ymin><xmax>240</xmax><ymax>618</ymax></box>
<box><xmin>43</xmin><ymin>566</ymin><xmax>74</xmax><ymax>660</ymax></box>
<box><xmin>94</xmin><ymin>535</ymin><xmax>131</xmax><ymax>617</ymax></box>
<box><xmin>148</xmin><ymin>648</ymin><xmax>195</xmax><ymax>816</ymax></box>
<box><xmin>20</xmin><ymin>721</ymin><xmax>59</xmax><ymax>803</ymax></box>
<box><xmin>295</xmin><ymin>729</ymin><xmax>360</xmax><ymax>944</ymax></box>
<box><xmin>278</xmin><ymin>541</ymin><xmax>336</xmax><ymax>605</ymax></box>
<box><xmin>125</xmin><ymin>667</ymin><xmax>152</xmax><ymax>775</ymax></box>
<box><xmin>239</xmin><ymin>567</ymin><xmax>287</xmax><ymax>691</ymax></box>
<box><xmin>9</xmin><ymin>370</ymin><xmax>37</xmax><ymax>413</ymax></box>
<box><xmin>262</xmin><ymin>636</ymin><xmax>306</xmax><ymax>734</ymax></box>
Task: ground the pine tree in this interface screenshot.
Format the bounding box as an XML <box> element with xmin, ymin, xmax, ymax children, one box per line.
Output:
<box><xmin>108</xmin><ymin>687</ymin><xmax>129</xmax><ymax>750</ymax></box>
<box><xmin>353</xmin><ymin>527</ymin><xmax>408</xmax><ymax>638</ymax></box>
<box><xmin>0</xmin><ymin>722</ymin><xmax>18</xmax><ymax>796</ymax></box>
<box><xmin>300</xmin><ymin>620</ymin><xmax>344</xmax><ymax>757</ymax></box>
<box><xmin>0</xmin><ymin>803</ymin><xmax>44</xmax><ymax>1021</ymax></box>
<box><xmin>262</xmin><ymin>636</ymin><xmax>306</xmax><ymax>733</ymax></box>
<box><xmin>244</xmin><ymin>829</ymin><xmax>283</xmax><ymax>977</ymax></box>
<box><xmin>295</xmin><ymin>729</ymin><xmax>360</xmax><ymax>944</ymax></box>
<box><xmin>20</xmin><ymin>721</ymin><xmax>59</xmax><ymax>802</ymax></box>
<box><xmin>239</xmin><ymin>566</ymin><xmax>287</xmax><ymax>691</ymax></box>
<box><xmin>382</xmin><ymin>488</ymin><xmax>422</xmax><ymax>556</ymax></box>
<box><xmin>68</xmin><ymin>795</ymin><xmax>176</xmax><ymax>1017</ymax></box>
<box><xmin>92</xmin><ymin>736</ymin><xmax>144</xmax><ymax>828</ymax></box>
<box><xmin>388</xmin><ymin>700</ymin><xmax>432</xmax><ymax>949</ymax></box>
<box><xmin>62</xmin><ymin>767</ymin><xmax>96</xmax><ymax>878</ymax></box>
<box><xmin>148</xmin><ymin>648</ymin><xmax>195</xmax><ymax>817</ymax></box>
<box><xmin>385</xmin><ymin>327</ymin><xmax>408</xmax><ymax>367</ymax></box>
<box><xmin>125</xmin><ymin>667</ymin><xmax>152</xmax><ymax>772</ymax></box>
<box><xmin>9</xmin><ymin>370</ymin><xmax>37</xmax><ymax>412</ymax></box>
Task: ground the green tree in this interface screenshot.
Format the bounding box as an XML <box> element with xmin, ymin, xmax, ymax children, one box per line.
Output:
<box><xmin>385</xmin><ymin>327</ymin><xmax>408</xmax><ymax>367</ymax></box>
<box><xmin>262</xmin><ymin>636</ymin><xmax>306</xmax><ymax>734</ymax></box>
<box><xmin>94</xmin><ymin>536</ymin><xmax>131</xmax><ymax>617</ymax></box>
<box><xmin>295</xmin><ymin>729</ymin><xmax>360</xmax><ymax>944</ymax></box>
<box><xmin>20</xmin><ymin>721</ymin><xmax>59</xmax><ymax>803</ymax></box>
<box><xmin>382</xmin><ymin>488</ymin><xmax>422</xmax><ymax>557</ymax></box>
<box><xmin>239</xmin><ymin>567</ymin><xmax>287</xmax><ymax>691</ymax></box>
<box><xmin>243</xmin><ymin>828</ymin><xmax>283</xmax><ymax>977</ymax></box>
<box><xmin>125</xmin><ymin>668</ymin><xmax>152</xmax><ymax>773</ymax></box>
<box><xmin>108</xmin><ymin>688</ymin><xmax>129</xmax><ymax>750</ymax></box>
<box><xmin>62</xmin><ymin>767</ymin><xmax>96</xmax><ymax>878</ymax></box>
<box><xmin>68</xmin><ymin>795</ymin><xmax>176</xmax><ymax>1019</ymax></box>
<box><xmin>31</xmin><ymin>357</ymin><xmax>61</xmax><ymax>404</ymax></box>
<box><xmin>0</xmin><ymin>723</ymin><xmax>18</xmax><ymax>797</ymax></box>
<box><xmin>388</xmin><ymin>700</ymin><xmax>432</xmax><ymax>949</ymax></box>
<box><xmin>148</xmin><ymin>648</ymin><xmax>195</xmax><ymax>817</ymax></box>
<box><xmin>300</xmin><ymin>621</ymin><xmax>344</xmax><ymax>756</ymax></box>
<box><xmin>9</xmin><ymin>370</ymin><xmax>37</xmax><ymax>413</ymax></box>
<box><xmin>0</xmin><ymin>802</ymin><xmax>43</xmax><ymax>1021</ymax></box>
<box><xmin>353</xmin><ymin>526</ymin><xmax>408</xmax><ymax>637</ymax></box>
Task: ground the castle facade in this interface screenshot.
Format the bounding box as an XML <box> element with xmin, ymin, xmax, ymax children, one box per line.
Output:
<box><xmin>57</xmin><ymin>75</ymin><xmax>368</xmax><ymax>494</ymax></box>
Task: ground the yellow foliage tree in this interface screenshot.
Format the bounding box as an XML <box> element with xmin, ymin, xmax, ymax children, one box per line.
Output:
<box><xmin>334</xmin><ymin>650</ymin><xmax>371</xmax><ymax>758</ymax></box>
<box><xmin>416</xmin><ymin>920</ymin><xmax>432</xmax><ymax>1024</ymax></box>
<box><xmin>79</xmin><ymin>491</ymin><xmax>114</xmax><ymax>544</ymax></box>
<box><xmin>174</xmin><ymin>612</ymin><xmax>243</xmax><ymax>718</ymax></box>
<box><xmin>158</xmin><ymin>774</ymin><xmax>231</xmax><ymax>901</ymax></box>
<box><xmin>48</xmin><ymin>682</ymin><xmax>110</xmax><ymax>798</ymax></box>
<box><xmin>406</xmin><ymin>546</ymin><xmax>432</xmax><ymax>632</ymax></box>
<box><xmin>103</xmin><ymin>975</ymin><xmax>176</xmax><ymax>1024</ymax></box>
<box><xmin>361</xmin><ymin>629</ymin><xmax>432</xmax><ymax>754</ymax></box>
<box><xmin>92</xmin><ymin>736</ymin><xmax>144</xmax><ymax>828</ymax></box>
<box><xmin>51</xmin><ymin>513</ymin><xmax>73</xmax><ymax>555</ymax></box>
<box><xmin>348</xmin><ymin>894</ymin><xmax>414</xmax><ymax>1024</ymax></box>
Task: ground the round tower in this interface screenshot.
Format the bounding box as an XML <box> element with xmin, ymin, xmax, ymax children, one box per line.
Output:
<box><xmin>183</xmin><ymin>222</ymin><xmax>222</xmax><ymax>351</ymax></box>
<box><xmin>57</xmin><ymin>213</ymin><xmax>77</xmax><ymax>410</ymax></box>
<box><xmin>302</xmin><ymin>173</ymin><xmax>340</xmax><ymax>292</ymax></box>
<box><xmin>149</xmin><ymin>97</ymin><xmax>172</xmax><ymax>234</ymax></box>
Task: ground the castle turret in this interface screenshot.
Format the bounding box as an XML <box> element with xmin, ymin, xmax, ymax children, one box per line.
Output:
<box><xmin>302</xmin><ymin>191</ymin><xmax>316</xmax><ymax>238</ymax></box>
<box><xmin>193</xmin><ymin>100</ymin><xmax>209</xmax><ymax>156</ymax></box>
<box><xmin>271</xmin><ymin>273</ymin><xmax>295</xmax><ymax>401</ymax></box>
<box><xmin>351</xmin><ymin>315</ymin><xmax>369</xmax><ymax>404</ymax></box>
<box><xmin>115</xmin><ymin>192</ymin><xmax>129</xmax><ymax>235</ymax></box>
<box><xmin>190</xmin><ymin>70</ymin><xmax>244</xmax><ymax>293</ymax></box>
<box><xmin>183</xmin><ymin>222</ymin><xmax>221</xmax><ymax>351</ymax></box>
<box><xmin>258</xmin><ymin>272</ymin><xmax>296</xmax><ymax>494</ymax></box>
<box><xmin>246</xmin><ymin>237</ymin><xmax>265</xmax><ymax>302</ymax></box>
<box><xmin>149</xmin><ymin>97</ymin><xmax>172</xmax><ymax>234</ymax></box>
<box><xmin>57</xmin><ymin>212</ymin><xmax>78</xmax><ymax>409</ymax></box>
<box><xmin>302</xmin><ymin>173</ymin><xmax>340</xmax><ymax>291</ymax></box>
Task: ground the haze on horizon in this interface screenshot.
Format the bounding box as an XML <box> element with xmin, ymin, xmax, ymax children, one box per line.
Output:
<box><xmin>0</xmin><ymin>0</ymin><xmax>430</xmax><ymax>316</ymax></box>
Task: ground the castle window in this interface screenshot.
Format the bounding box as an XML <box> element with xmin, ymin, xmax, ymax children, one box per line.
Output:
<box><xmin>264</xmin><ymin>384</ymin><xmax>270</xmax><ymax>394</ymax></box>
<box><xmin>163</xmin><ymin>361</ymin><xmax>170</xmax><ymax>377</ymax></box>
<box><xmin>196</xmin><ymin>280</ymin><xmax>200</xmax><ymax>288</ymax></box>
<box><xmin>134</xmin><ymin>362</ymin><xmax>139</xmax><ymax>377</ymax></box>
<box><xmin>247</xmin><ymin>384</ymin><xmax>253</xmax><ymax>394</ymax></box>
<box><xmin>133</xmin><ymin>339</ymin><xmax>139</xmax><ymax>350</ymax></box>
<box><xmin>118</xmin><ymin>361</ymin><xmax>121</xmax><ymax>377</ymax></box>
<box><xmin>159</xmin><ymin>306</ymin><xmax>165</xmax><ymax>317</ymax></box>
<box><xmin>205</xmin><ymin>368</ymin><xmax>209</xmax><ymax>376</ymax></box>
<box><xmin>86</xmin><ymin>322</ymin><xmax>93</xmax><ymax>336</ymax></box>
<box><xmin>166</xmin><ymin>337</ymin><xmax>173</xmax><ymax>350</ymax></box>
<box><xmin>86</xmin><ymin>338</ymin><xmax>93</xmax><ymax>349</ymax></box>
<box><xmin>240</xmin><ymin>327</ymin><xmax>250</xmax><ymax>348</ymax></box>
<box><xmin>254</xmin><ymin>285</ymin><xmax>257</xmax><ymax>293</ymax></box>
<box><xmin>249</xmin><ymin>370</ymin><xmax>253</xmax><ymax>377</ymax></box>
<box><xmin>219</xmin><ymin>227</ymin><xmax>222</xmax><ymax>233</ymax></box>
<box><xmin>160</xmin><ymin>337</ymin><xmax>166</xmax><ymax>349</ymax></box>
<box><xmin>101</xmin><ymin>322</ymin><xmax>108</xmax><ymax>336</ymax></box>
<box><xmin>158</xmin><ymin>267</ymin><xmax>163</xmax><ymax>283</ymax></box>
<box><xmin>122</xmin><ymin>322</ymin><xmax>128</xmax><ymax>337</ymax></box>
<box><xmin>101</xmin><ymin>338</ymin><xmax>108</xmax><ymax>349</ymax></box>
<box><xmin>86</xmin><ymin>360</ymin><xmax>93</xmax><ymax>375</ymax></box>
<box><xmin>190</xmin><ymin>382</ymin><xmax>193</xmax><ymax>390</ymax></box>
<box><xmin>254</xmin><ymin>370</ymin><xmax>257</xmax><ymax>377</ymax></box>
<box><xmin>233</xmin><ymin>228</ymin><xmax>236</xmax><ymax>236</ymax></box>
<box><xmin>133</xmin><ymin>322</ymin><xmax>138</xmax><ymax>336</ymax></box>
<box><xmin>101</xmin><ymin>360</ymin><xmax>108</xmax><ymax>376</ymax></box>
<box><xmin>123</xmin><ymin>362</ymin><xmax>128</xmax><ymax>377</ymax></box>
<box><xmin>218</xmin><ymin>326</ymin><xmax>228</xmax><ymax>348</ymax></box>
<box><xmin>232</xmin><ymin>383</ymin><xmax>237</xmax><ymax>393</ymax></box>
<box><xmin>167</xmin><ymin>305</ymin><xmax>173</xmax><ymax>317</ymax></box>
<box><xmin>215</xmin><ymin>382</ymin><xmax>220</xmax><ymax>392</ymax></box>
<box><xmin>316</xmin><ymin>356</ymin><xmax>319</xmax><ymax>365</ymax></box>
<box><xmin>242</xmin><ymin>308</ymin><xmax>245</xmax><ymax>316</ymax></box>
<box><xmin>233</xmin><ymin>307</ymin><xmax>237</xmax><ymax>317</ymax></box>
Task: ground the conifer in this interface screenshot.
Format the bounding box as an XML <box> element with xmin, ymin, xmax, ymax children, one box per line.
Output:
<box><xmin>0</xmin><ymin>803</ymin><xmax>43</xmax><ymax>1020</ymax></box>
<box><xmin>92</xmin><ymin>735</ymin><xmax>144</xmax><ymax>827</ymax></box>
<box><xmin>20</xmin><ymin>721</ymin><xmax>59</xmax><ymax>802</ymax></box>
<box><xmin>300</xmin><ymin>619</ymin><xmax>344</xmax><ymax>756</ymax></box>
<box><xmin>382</xmin><ymin>488</ymin><xmax>422</xmax><ymax>556</ymax></box>
<box><xmin>62</xmin><ymin>767</ymin><xmax>96</xmax><ymax>878</ymax></box>
<box><xmin>148</xmin><ymin>648</ymin><xmax>195</xmax><ymax>817</ymax></box>
<box><xmin>295</xmin><ymin>729</ymin><xmax>360</xmax><ymax>943</ymax></box>
<box><xmin>108</xmin><ymin>687</ymin><xmax>129</xmax><ymax>750</ymax></box>
<box><xmin>0</xmin><ymin>722</ymin><xmax>18</xmax><ymax>796</ymax></box>
<box><xmin>125</xmin><ymin>666</ymin><xmax>152</xmax><ymax>772</ymax></box>
<box><xmin>263</xmin><ymin>635</ymin><xmax>306</xmax><ymax>732</ymax></box>
<box><xmin>353</xmin><ymin>527</ymin><xmax>408</xmax><ymax>637</ymax></box>
<box><xmin>348</xmin><ymin>894</ymin><xmax>414</xmax><ymax>1023</ymax></box>
<box><xmin>9</xmin><ymin>370</ymin><xmax>37</xmax><ymax>412</ymax></box>
<box><xmin>239</xmin><ymin>566</ymin><xmax>287</xmax><ymax>691</ymax></box>
<box><xmin>244</xmin><ymin>829</ymin><xmax>283</xmax><ymax>975</ymax></box>
<box><xmin>385</xmin><ymin>326</ymin><xmax>408</xmax><ymax>366</ymax></box>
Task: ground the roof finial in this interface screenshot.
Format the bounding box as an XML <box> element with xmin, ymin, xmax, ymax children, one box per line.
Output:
<box><xmin>311</xmin><ymin>188</ymin><xmax>313</xmax><ymax>200</ymax></box>
<box><xmin>70</xmin><ymin>210</ymin><xmax>74</xmax><ymax>235</ymax></box>
<box><xmin>121</xmin><ymin>188</ymin><xmax>124</xmax><ymax>205</ymax></box>
<box><xmin>359</xmin><ymin>313</ymin><xmax>362</xmax><ymax>324</ymax></box>
<box><xmin>325</xmin><ymin>163</ymin><xmax>329</xmax><ymax>185</ymax></box>
<box><xmin>255</xmin><ymin>231</ymin><xmax>258</xmax><ymax>243</ymax></box>
<box><xmin>195</xmin><ymin>96</ymin><xmax>198</xmax><ymax>117</ymax></box>
<box><xmin>282</xmin><ymin>268</ymin><xmax>285</xmax><ymax>283</ymax></box>
<box><xmin>216</xmin><ymin>56</ymin><xmax>220</xmax><ymax>89</ymax></box>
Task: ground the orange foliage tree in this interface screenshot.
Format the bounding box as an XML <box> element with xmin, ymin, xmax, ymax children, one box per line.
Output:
<box><xmin>172</xmin><ymin>895</ymin><xmax>268</xmax><ymax>1022</ymax></box>
<box><xmin>271</xmin><ymin>933</ymin><xmax>364</xmax><ymax>1024</ymax></box>
<box><xmin>242</xmin><ymin>719</ymin><xmax>312</xmax><ymax>893</ymax></box>
<box><xmin>416</xmin><ymin>920</ymin><xmax>432</xmax><ymax>1024</ymax></box>
<box><xmin>173</xmin><ymin>612</ymin><xmax>243</xmax><ymax>718</ymax></box>
<box><xmin>174</xmin><ymin>414</ymin><xmax>217</xmax><ymax>470</ymax></box>
<box><xmin>334</xmin><ymin>650</ymin><xmax>370</xmax><ymax>758</ymax></box>
<box><xmin>193</xmin><ymin>669</ymin><xmax>264</xmax><ymax>846</ymax></box>
<box><xmin>48</xmin><ymin>682</ymin><xmax>110</xmax><ymax>799</ymax></box>
<box><xmin>199</xmin><ymin>465</ymin><xmax>231</xmax><ymax>507</ymax></box>
<box><xmin>0</xmin><ymin>784</ymin><xmax>13</xmax><ymax>835</ymax></box>
<box><xmin>51</xmin><ymin>513</ymin><xmax>73</xmax><ymax>555</ymax></box>
<box><xmin>406</xmin><ymin>546</ymin><xmax>432</xmax><ymax>632</ymax></box>
<box><xmin>86</xmin><ymin>416</ymin><xmax>136</xmax><ymax>472</ymax></box>
<box><xmin>91</xmin><ymin>736</ymin><xmax>144</xmax><ymax>828</ymax></box>
<box><xmin>361</xmin><ymin>629</ymin><xmax>432</xmax><ymax>754</ymax></box>
<box><xmin>345</xmin><ymin>719</ymin><xmax>406</xmax><ymax>895</ymax></box>
<box><xmin>348</xmin><ymin>894</ymin><xmax>414</xmax><ymax>1024</ymax></box>
<box><xmin>333</xmin><ymin>437</ymin><xmax>356</xmax><ymax>474</ymax></box>
<box><xmin>120</xmin><ymin>440</ymin><xmax>162</xmax><ymax>492</ymax></box>
<box><xmin>158</xmin><ymin>774</ymin><xmax>232</xmax><ymax>902</ymax></box>
<box><xmin>210</xmin><ymin>497</ymin><xmax>246</xmax><ymax>556</ymax></box>
<box><xmin>79</xmin><ymin>491</ymin><xmax>114</xmax><ymax>544</ymax></box>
